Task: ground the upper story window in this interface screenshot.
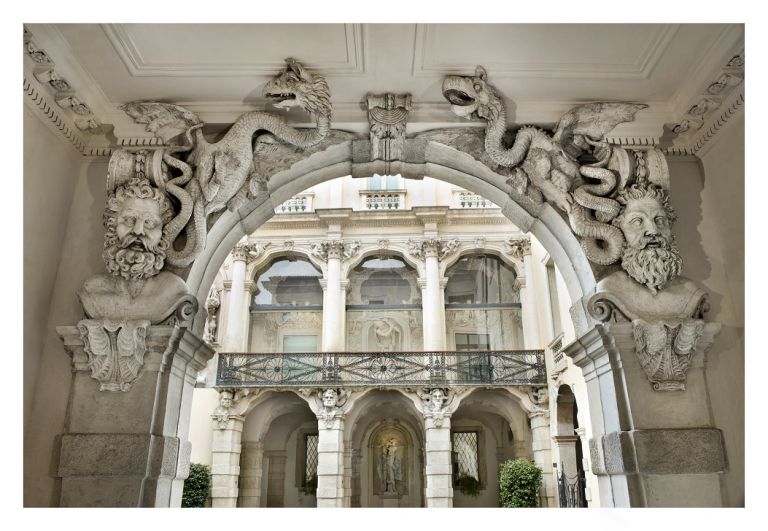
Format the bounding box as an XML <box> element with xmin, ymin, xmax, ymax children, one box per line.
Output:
<box><xmin>445</xmin><ymin>255</ymin><xmax>519</xmax><ymax>306</ymax></box>
<box><xmin>252</xmin><ymin>257</ymin><xmax>323</xmax><ymax>308</ymax></box>
<box><xmin>347</xmin><ymin>256</ymin><xmax>420</xmax><ymax>307</ymax></box>
<box><xmin>368</xmin><ymin>174</ymin><xmax>401</xmax><ymax>191</ymax></box>
<box><xmin>545</xmin><ymin>259</ymin><xmax>563</xmax><ymax>339</ymax></box>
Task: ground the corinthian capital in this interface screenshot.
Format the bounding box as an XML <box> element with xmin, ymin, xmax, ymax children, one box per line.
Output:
<box><xmin>407</xmin><ymin>238</ymin><xmax>460</xmax><ymax>261</ymax></box>
<box><xmin>232</xmin><ymin>241</ymin><xmax>271</xmax><ymax>263</ymax></box>
<box><xmin>504</xmin><ymin>237</ymin><xmax>531</xmax><ymax>260</ymax></box>
<box><xmin>310</xmin><ymin>240</ymin><xmax>361</xmax><ymax>262</ymax></box>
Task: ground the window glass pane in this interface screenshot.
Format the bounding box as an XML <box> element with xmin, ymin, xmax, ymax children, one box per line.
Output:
<box><xmin>452</xmin><ymin>432</ymin><xmax>479</xmax><ymax>481</ymax></box>
<box><xmin>283</xmin><ymin>335</ymin><xmax>318</xmax><ymax>353</ymax></box>
<box><xmin>348</xmin><ymin>257</ymin><xmax>420</xmax><ymax>306</ymax></box>
<box><xmin>445</xmin><ymin>255</ymin><xmax>518</xmax><ymax>305</ymax></box>
<box><xmin>305</xmin><ymin>434</ymin><xmax>318</xmax><ymax>485</ymax></box>
<box><xmin>253</xmin><ymin>258</ymin><xmax>323</xmax><ymax>307</ymax></box>
<box><xmin>546</xmin><ymin>263</ymin><xmax>563</xmax><ymax>338</ymax></box>
<box><xmin>455</xmin><ymin>333</ymin><xmax>490</xmax><ymax>350</ymax></box>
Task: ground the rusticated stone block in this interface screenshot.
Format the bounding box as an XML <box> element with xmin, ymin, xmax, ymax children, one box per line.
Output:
<box><xmin>633</xmin><ymin>428</ymin><xmax>725</xmax><ymax>474</ymax></box>
<box><xmin>601</xmin><ymin>431</ymin><xmax>637</xmax><ymax>474</ymax></box>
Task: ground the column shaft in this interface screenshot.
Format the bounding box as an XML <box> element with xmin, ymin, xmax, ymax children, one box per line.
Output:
<box><xmin>210</xmin><ymin>418</ymin><xmax>244</xmax><ymax>508</ymax></box>
<box><xmin>520</xmin><ymin>255</ymin><xmax>542</xmax><ymax>349</ymax></box>
<box><xmin>424</xmin><ymin>417</ymin><xmax>453</xmax><ymax>507</ymax></box>
<box><xmin>529</xmin><ymin>412</ymin><xmax>556</xmax><ymax>507</ymax></box>
<box><xmin>322</xmin><ymin>256</ymin><xmax>344</xmax><ymax>351</ymax></box>
<box><xmin>422</xmin><ymin>254</ymin><xmax>446</xmax><ymax>351</ymax></box>
<box><xmin>316</xmin><ymin>418</ymin><xmax>345</xmax><ymax>507</ymax></box>
<box><xmin>223</xmin><ymin>257</ymin><xmax>248</xmax><ymax>352</ymax></box>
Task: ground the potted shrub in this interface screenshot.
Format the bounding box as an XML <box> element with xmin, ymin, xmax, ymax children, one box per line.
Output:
<box><xmin>181</xmin><ymin>463</ymin><xmax>211</xmax><ymax>508</ymax></box>
<box><xmin>456</xmin><ymin>473</ymin><xmax>481</xmax><ymax>497</ymax></box>
<box><xmin>499</xmin><ymin>458</ymin><xmax>542</xmax><ymax>507</ymax></box>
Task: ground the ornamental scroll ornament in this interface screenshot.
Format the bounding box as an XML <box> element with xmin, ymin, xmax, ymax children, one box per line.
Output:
<box><xmin>366</xmin><ymin>93</ymin><xmax>412</xmax><ymax>164</ymax></box>
<box><xmin>632</xmin><ymin>319</ymin><xmax>718</xmax><ymax>391</ymax></box>
<box><xmin>77</xmin><ymin>319</ymin><xmax>150</xmax><ymax>392</ymax></box>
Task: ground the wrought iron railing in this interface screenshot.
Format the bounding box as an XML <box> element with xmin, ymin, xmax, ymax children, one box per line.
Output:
<box><xmin>216</xmin><ymin>349</ymin><xmax>546</xmax><ymax>388</ymax></box>
<box><xmin>557</xmin><ymin>467</ymin><xmax>587</xmax><ymax>508</ymax></box>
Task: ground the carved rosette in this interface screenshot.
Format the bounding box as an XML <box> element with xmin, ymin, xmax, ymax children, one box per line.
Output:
<box><xmin>504</xmin><ymin>237</ymin><xmax>531</xmax><ymax>260</ymax></box>
<box><xmin>311</xmin><ymin>240</ymin><xmax>361</xmax><ymax>262</ymax></box>
<box><xmin>77</xmin><ymin>319</ymin><xmax>151</xmax><ymax>392</ymax></box>
<box><xmin>407</xmin><ymin>238</ymin><xmax>459</xmax><ymax>261</ymax></box>
<box><xmin>632</xmin><ymin>319</ymin><xmax>709</xmax><ymax>391</ymax></box>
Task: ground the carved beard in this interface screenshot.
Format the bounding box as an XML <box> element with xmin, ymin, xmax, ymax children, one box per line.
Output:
<box><xmin>621</xmin><ymin>235</ymin><xmax>682</xmax><ymax>294</ymax></box>
<box><xmin>103</xmin><ymin>228</ymin><xmax>168</xmax><ymax>281</ymax></box>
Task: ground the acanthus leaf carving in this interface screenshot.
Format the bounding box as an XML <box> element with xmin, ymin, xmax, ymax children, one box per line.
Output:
<box><xmin>77</xmin><ymin>319</ymin><xmax>150</xmax><ymax>392</ymax></box>
<box><xmin>631</xmin><ymin>319</ymin><xmax>715</xmax><ymax>391</ymax></box>
<box><xmin>407</xmin><ymin>238</ymin><xmax>459</xmax><ymax>261</ymax></box>
<box><xmin>310</xmin><ymin>240</ymin><xmax>360</xmax><ymax>262</ymax></box>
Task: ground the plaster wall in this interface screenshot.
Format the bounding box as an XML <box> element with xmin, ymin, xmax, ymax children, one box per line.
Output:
<box><xmin>24</xmin><ymin>153</ymin><xmax>108</xmax><ymax>506</ymax></box>
<box><xmin>23</xmin><ymin>104</ymin><xmax>83</xmax><ymax>428</ymax></box>
<box><xmin>696</xmin><ymin>113</ymin><xmax>744</xmax><ymax>507</ymax></box>
<box><xmin>188</xmin><ymin>388</ymin><xmax>219</xmax><ymax>466</ymax></box>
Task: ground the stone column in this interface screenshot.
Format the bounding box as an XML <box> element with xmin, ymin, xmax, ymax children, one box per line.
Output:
<box><xmin>423</xmin><ymin>414</ymin><xmax>454</xmax><ymax>507</ymax></box>
<box><xmin>565</xmin><ymin>322</ymin><xmax>725</xmax><ymax>507</ymax></box>
<box><xmin>316</xmin><ymin>415</ymin><xmax>345</xmax><ymax>507</ymax></box>
<box><xmin>222</xmin><ymin>243</ymin><xmax>251</xmax><ymax>352</ymax></box>
<box><xmin>314</xmin><ymin>241</ymin><xmax>358</xmax><ymax>352</ymax></box>
<box><xmin>508</xmin><ymin>238</ymin><xmax>541</xmax><ymax>349</ymax></box>
<box><xmin>210</xmin><ymin>415</ymin><xmax>245</xmax><ymax>507</ymax></box>
<box><xmin>342</xmin><ymin>441</ymin><xmax>354</xmax><ymax>507</ymax></box>
<box><xmin>238</xmin><ymin>441</ymin><xmax>264</xmax><ymax>507</ymax></box>
<box><xmin>56</xmin><ymin>313</ymin><xmax>213</xmax><ymax>507</ymax></box>
<box><xmin>411</xmin><ymin>238</ymin><xmax>456</xmax><ymax>351</ymax></box>
<box><xmin>529</xmin><ymin>410</ymin><xmax>556</xmax><ymax>507</ymax></box>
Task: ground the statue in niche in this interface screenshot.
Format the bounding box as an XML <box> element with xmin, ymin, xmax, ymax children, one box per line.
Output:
<box><xmin>78</xmin><ymin>176</ymin><xmax>192</xmax><ymax>324</ymax></box>
<box><xmin>378</xmin><ymin>437</ymin><xmax>403</xmax><ymax>494</ymax></box>
<box><xmin>372</xmin><ymin>319</ymin><xmax>401</xmax><ymax>352</ymax></box>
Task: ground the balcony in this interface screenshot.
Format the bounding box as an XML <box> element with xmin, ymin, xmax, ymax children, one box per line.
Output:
<box><xmin>276</xmin><ymin>193</ymin><xmax>314</xmax><ymax>214</ymax></box>
<box><xmin>359</xmin><ymin>189</ymin><xmax>406</xmax><ymax>210</ymax></box>
<box><xmin>216</xmin><ymin>349</ymin><xmax>546</xmax><ymax>388</ymax></box>
<box><xmin>452</xmin><ymin>190</ymin><xmax>497</xmax><ymax>209</ymax></box>
<box><xmin>549</xmin><ymin>334</ymin><xmax>567</xmax><ymax>377</ymax></box>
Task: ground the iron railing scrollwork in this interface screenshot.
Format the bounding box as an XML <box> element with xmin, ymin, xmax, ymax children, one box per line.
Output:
<box><xmin>557</xmin><ymin>467</ymin><xmax>587</xmax><ymax>508</ymax></box>
<box><xmin>216</xmin><ymin>349</ymin><xmax>546</xmax><ymax>388</ymax></box>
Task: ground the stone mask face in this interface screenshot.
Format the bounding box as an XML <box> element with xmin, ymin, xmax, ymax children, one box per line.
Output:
<box><xmin>104</xmin><ymin>193</ymin><xmax>169</xmax><ymax>281</ymax></box>
<box><xmin>617</xmin><ymin>195</ymin><xmax>682</xmax><ymax>294</ymax></box>
<box><xmin>322</xmin><ymin>389</ymin><xmax>337</xmax><ymax>408</ymax></box>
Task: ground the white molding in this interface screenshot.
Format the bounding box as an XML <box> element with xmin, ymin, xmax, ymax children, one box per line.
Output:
<box><xmin>23</xmin><ymin>75</ymin><xmax>86</xmax><ymax>155</ymax></box>
<box><xmin>103</xmin><ymin>23</ymin><xmax>366</xmax><ymax>77</ymax></box>
<box><xmin>412</xmin><ymin>23</ymin><xmax>678</xmax><ymax>80</ymax></box>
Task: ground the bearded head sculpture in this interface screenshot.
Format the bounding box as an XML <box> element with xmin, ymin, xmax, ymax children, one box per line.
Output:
<box><xmin>612</xmin><ymin>185</ymin><xmax>682</xmax><ymax>294</ymax></box>
<box><xmin>103</xmin><ymin>177</ymin><xmax>174</xmax><ymax>281</ymax></box>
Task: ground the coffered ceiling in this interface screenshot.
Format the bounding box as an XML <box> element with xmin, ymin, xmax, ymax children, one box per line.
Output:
<box><xmin>23</xmin><ymin>23</ymin><xmax>744</xmax><ymax>155</ymax></box>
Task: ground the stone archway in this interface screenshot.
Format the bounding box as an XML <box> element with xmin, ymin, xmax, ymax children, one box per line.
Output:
<box><xmin>55</xmin><ymin>60</ymin><xmax>726</xmax><ymax>508</ymax></box>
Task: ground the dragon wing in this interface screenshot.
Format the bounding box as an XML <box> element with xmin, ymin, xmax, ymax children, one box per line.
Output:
<box><xmin>553</xmin><ymin>102</ymin><xmax>647</xmax><ymax>155</ymax></box>
<box><xmin>120</xmin><ymin>101</ymin><xmax>201</xmax><ymax>142</ymax></box>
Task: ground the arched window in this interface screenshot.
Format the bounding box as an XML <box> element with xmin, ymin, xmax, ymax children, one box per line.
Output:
<box><xmin>445</xmin><ymin>254</ymin><xmax>518</xmax><ymax>305</ymax></box>
<box><xmin>248</xmin><ymin>257</ymin><xmax>323</xmax><ymax>353</ymax></box>
<box><xmin>444</xmin><ymin>254</ymin><xmax>522</xmax><ymax>351</ymax></box>
<box><xmin>346</xmin><ymin>255</ymin><xmax>422</xmax><ymax>352</ymax></box>
<box><xmin>252</xmin><ymin>257</ymin><xmax>323</xmax><ymax>308</ymax></box>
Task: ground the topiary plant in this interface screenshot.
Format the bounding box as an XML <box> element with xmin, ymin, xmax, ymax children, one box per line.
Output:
<box><xmin>499</xmin><ymin>458</ymin><xmax>543</xmax><ymax>507</ymax></box>
<box><xmin>456</xmin><ymin>473</ymin><xmax>481</xmax><ymax>497</ymax></box>
<box><xmin>181</xmin><ymin>463</ymin><xmax>211</xmax><ymax>508</ymax></box>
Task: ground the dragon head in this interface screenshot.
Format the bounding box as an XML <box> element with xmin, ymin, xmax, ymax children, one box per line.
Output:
<box><xmin>263</xmin><ymin>58</ymin><xmax>332</xmax><ymax>119</ymax></box>
<box><xmin>441</xmin><ymin>65</ymin><xmax>503</xmax><ymax>121</ymax></box>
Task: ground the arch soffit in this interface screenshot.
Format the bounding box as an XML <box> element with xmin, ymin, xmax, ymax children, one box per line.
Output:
<box><xmin>456</xmin><ymin>388</ymin><xmax>533</xmax><ymax>435</ymax></box>
<box><xmin>186</xmin><ymin>139</ymin><xmax>598</xmax><ymax>336</ymax></box>
<box><xmin>345</xmin><ymin>389</ymin><xmax>424</xmax><ymax>442</ymax></box>
<box><xmin>239</xmin><ymin>390</ymin><xmax>313</xmax><ymax>441</ymax></box>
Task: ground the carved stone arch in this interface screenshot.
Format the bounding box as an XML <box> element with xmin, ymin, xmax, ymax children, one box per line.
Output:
<box><xmin>439</xmin><ymin>242</ymin><xmax>525</xmax><ymax>280</ymax></box>
<box><xmin>240</xmin><ymin>390</ymin><xmax>314</xmax><ymax>443</ymax></box>
<box><xmin>341</xmin><ymin>242</ymin><xmax>424</xmax><ymax>280</ymax></box>
<box><xmin>458</xmin><ymin>388</ymin><xmax>532</xmax><ymax>437</ymax></box>
<box><xmin>554</xmin><ymin>384</ymin><xmax>578</xmax><ymax>438</ymax></box>
<box><xmin>185</xmin><ymin>138</ymin><xmax>598</xmax><ymax>337</ymax></box>
<box><xmin>245</xmin><ymin>245</ymin><xmax>325</xmax><ymax>283</ymax></box>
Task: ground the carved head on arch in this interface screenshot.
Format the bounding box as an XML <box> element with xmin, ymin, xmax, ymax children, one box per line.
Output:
<box><xmin>103</xmin><ymin>177</ymin><xmax>174</xmax><ymax>281</ymax></box>
<box><xmin>263</xmin><ymin>58</ymin><xmax>332</xmax><ymax>119</ymax></box>
<box><xmin>441</xmin><ymin>65</ymin><xmax>503</xmax><ymax>121</ymax></box>
<box><xmin>612</xmin><ymin>184</ymin><xmax>682</xmax><ymax>294</ymax></box>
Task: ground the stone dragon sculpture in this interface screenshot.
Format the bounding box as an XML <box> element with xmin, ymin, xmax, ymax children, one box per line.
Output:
<box><xmin>441</xmin><ymin>65</ymin><xmax>646</xmax><ymax>266</ymax></box>
<box><xmin>119</xmin><ymin>58</ymin><xmax>332</xmax><ymax>268</ymax></box>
